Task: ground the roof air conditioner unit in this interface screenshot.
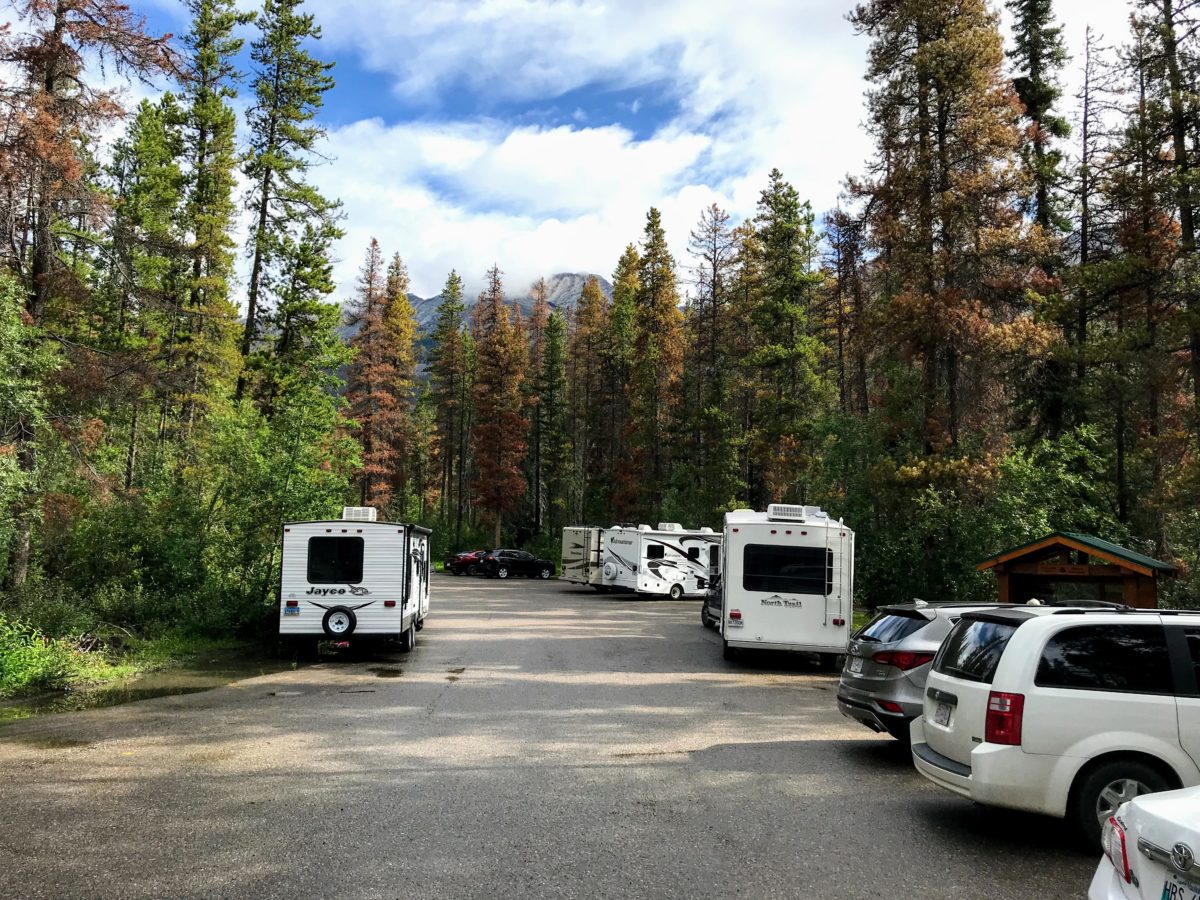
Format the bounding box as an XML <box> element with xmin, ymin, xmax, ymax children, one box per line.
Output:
<box><xmin>656</xmin><ymin>523</ymin><xmax>683</xmax><ymax>532</ymax></box>
<box><xmin>637</xmin><ymin>524</ymin><xmax>651</xmax><ymax>532</ymax></box>
<box><xmin>342</xmin><ymin>506</ymin><xmax>378</xmax><ymax>522</ymax></box>
<box><xmin>699</xmin><ymin>527</ymin><xmax>714</xmax><ymax>534</ymax></box>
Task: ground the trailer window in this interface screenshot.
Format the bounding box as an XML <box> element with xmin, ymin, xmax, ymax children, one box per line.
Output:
<box><xmin>647</xmin><ymin>544</ymin><xmax>665</xmax><ymax>560</ymax></box>
<box><xmin>687</xmin><ymin>546</ymin><xmax>700</xmax><ymax>561</ymax></box>
<box><xmin>307</xmin><ymin>536</ymin><xmax>364</xmax><ymax>584</ymax></box>
<box><xmin>710</xmin><ymin>546</ymin><xmax>720</xmax><ymax>572</ymax></box>
<box><xmin>743</xmin><ymin>545</ymin><xmax>833</xmax><ymax>596</ymax></box>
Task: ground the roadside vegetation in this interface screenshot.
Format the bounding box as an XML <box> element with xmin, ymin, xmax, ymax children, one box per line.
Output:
<box><xmin>3</xmin><ymin>0</ymin><xmax>1200</xmax><ymax>696</ymax></box>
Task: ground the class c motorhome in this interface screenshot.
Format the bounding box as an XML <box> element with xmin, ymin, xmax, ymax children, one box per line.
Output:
<box><xmin>600</xmin><ymin>523</ymin><xmax>722</xmax><ymax>599</ymax></box>
<box><xmin>279</xmin><ymin>507</ymin><xmax>431</xmax><ymax>653</ymax></box>
<box><xmin>559</xmin><ymin>526</ymin><xmax>606</xmax><ymax>588</ymax></box>
<box><xmin>720</xmin><ymin>505</ymin><xmax>854</xmax><ymax>667</ymax></box>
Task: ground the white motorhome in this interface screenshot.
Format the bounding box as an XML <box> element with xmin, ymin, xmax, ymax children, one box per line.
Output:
<box><xmin>559</xmin><ymin>526</ymin><xmax>605</xmax><ymax>588</ymax></box>
<box><xmin>601</xmin><ymin>523</ymin><xmax>722</xmax><ymax>599</ymax></box>
<box><xmin>720</xmin><ymin>505</ymin><xmax>854</xmax><ymax>667</ymax></box>
<box><xmin>279</xmin><ymin>507</ymin><xmax>431</xmax><ymax>653</ymax></box>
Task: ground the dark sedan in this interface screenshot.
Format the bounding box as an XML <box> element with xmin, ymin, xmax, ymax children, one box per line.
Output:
<box><xmin>478</xmin><ymin>549</ymin><xmax>555</xmax><ymax>579</ymax></box>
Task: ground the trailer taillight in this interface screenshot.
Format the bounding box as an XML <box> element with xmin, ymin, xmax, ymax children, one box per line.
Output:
<box><xmin>384</xmin><ymin>600</ymin><xmax>396</xmax><ymax>608</ymax></box>
<box><xmin>730</xmin><ymin>610</ymin><xmax>742</xmax><ymax>620</ymax></box>
<box><xmin>832</xmin><ymin>618</ymin><xmax>845</xmax><ymax>626</ymax></box>
<box><xmin>285</xmin><ymin>600</ymin><xmax>299</xmax><ymax>608</ymax></box>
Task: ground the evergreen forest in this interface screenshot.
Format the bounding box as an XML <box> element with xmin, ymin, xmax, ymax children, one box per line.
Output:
<box><xmin>3</xmin><ymin>0</ymin><xmax>1200</xmax><ymax>689</ymax></box>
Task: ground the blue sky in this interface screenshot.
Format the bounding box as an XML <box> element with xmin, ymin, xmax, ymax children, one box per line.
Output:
<box><xmin>131</xmin><ymin>0</ymin><xmax>1130</xmax><ymax>299</ymax></box>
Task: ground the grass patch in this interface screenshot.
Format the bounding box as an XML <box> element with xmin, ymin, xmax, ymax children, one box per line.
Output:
<box><xmin>0</xmin><ymin>613</ymin><xmax>248</xmax><ymax>699</ymax></box>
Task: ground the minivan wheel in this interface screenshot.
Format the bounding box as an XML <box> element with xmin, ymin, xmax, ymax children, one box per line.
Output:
<box><xmin>668</xmin><ymin>583</ymin><xmax>684</xmax><ymax>600</ymax></box>
<box><xmin>1071</xmin><ymin>759</ymin><xmax>1171</xmax><ymax>847</ymax></box>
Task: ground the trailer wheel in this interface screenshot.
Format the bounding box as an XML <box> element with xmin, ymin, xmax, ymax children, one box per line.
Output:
<box><xmin>322</xmin><ymin>606</ymin><xmax>356</xmax><ymax>638</ymax></box>
<box><xmin>668</xmin><ymin>583</ymin><xmax>684</xmax><ymax>600</ymax></box>
<box><xmin>819</xmin><ymin>653</ymin><xmax>842</xmax><ymax>672</ymax></box>
<box><xmin>722</xmin><ymin>640</ymin><xmax>738</xmax><ymax>662</ymax></box>
<box><xmin>400</xmin><ymin>621</ymin><xmax>417</xmax><ymax>652</ymax></box>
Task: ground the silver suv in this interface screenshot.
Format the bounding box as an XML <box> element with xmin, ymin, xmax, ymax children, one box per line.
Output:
<box><xmin>838</xmin><ymin>602</ymin><xmax>996</xmax><ymax>740</ymax></box>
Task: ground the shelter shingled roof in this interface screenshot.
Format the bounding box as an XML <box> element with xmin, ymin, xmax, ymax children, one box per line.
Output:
<box><xmin>976</xmin><ymin>531</ymin><xmax>1176</xmax><ymax>578</ymax></box>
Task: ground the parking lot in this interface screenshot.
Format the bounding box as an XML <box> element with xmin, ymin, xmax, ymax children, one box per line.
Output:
<box><xmin>0</xmin><ymin>574</ymin><xmax>1097</xmax><ymax>898</ymax></box>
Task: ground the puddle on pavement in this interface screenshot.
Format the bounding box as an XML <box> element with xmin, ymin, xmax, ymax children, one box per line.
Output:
<box><xmin>0</xmin><ymin>655</ymin><xmax>291</xmax><ymax>723</ymax></box>
<box><xmin>367</xmin><ymin>667</ymin><xmax>403</xmax><ymax>678</ymax></box>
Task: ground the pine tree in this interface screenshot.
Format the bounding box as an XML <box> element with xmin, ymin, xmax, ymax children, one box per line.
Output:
<box><xmin>569</xmin><ymin>275</ymin><xmax>610</xmax><ymax>522</ymax></box>
<box><xmin>345</xmin><ymin>239</ymin><xmax>402</xmax><ymax>510</ymax></box>
<box><xmin>471</xmin><ymin>266</ymin><xmax>528</xmax><ymax>547</ymax></box>
<box><xmin>628</xmin><ymin>209</ymin><xmax>685</xmax><ymax>522</ymax></box>
<box><xmin>745</xmin><ymin>171</ymin><xmax>830</xmax><ymax>504</ymax></box>
<box><xmin>428</xmin><ymin>270</ymin><xmax>471</xmax><ymax>543</ymax></box>
<box><xmin>603</xmin><ymin>245</ymin><xmax>638</xmax><ymax>518</ymax></box>
<box><xmin>382</xmin><ymin>253</ymin><xmax>418</xmax><ymax>511</ymax></box>
<box><xmin>539</xmin><ymin>310</ymin><xmax>571</xmax><ymax>534</ymax></box>
<box><xmin>237</xmin><ymin>0</ymin><xmax>339</xmax><ymax>399</ymax></box>
<box><xmin>525</xmin><ymin>278</ymin><xmax>551</xmax><ymax>532</ymax></box>
<box><xmin>178</xmin><ymin>0</ymin><xmax>251</xmax><ymax>430</ymax></box>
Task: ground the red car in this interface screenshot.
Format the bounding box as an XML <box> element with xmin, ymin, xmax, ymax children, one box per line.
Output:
<box><xmin>444</xmin><ymin>549</ymin><xmax>488</xmax><ymax>575</ymax></box>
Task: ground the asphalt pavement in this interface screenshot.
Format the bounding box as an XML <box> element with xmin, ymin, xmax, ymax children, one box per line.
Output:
<box><xmin>0</xmin><ymin>574</ymin><xmax>1097</xmax><ymax>898</ymax></box>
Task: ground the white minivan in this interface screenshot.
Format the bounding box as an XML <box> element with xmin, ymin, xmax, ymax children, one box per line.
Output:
<box><xmin>911</xmin><ymin>606</ymin><xmax>1200</xmax><ymax>846</ymax></box>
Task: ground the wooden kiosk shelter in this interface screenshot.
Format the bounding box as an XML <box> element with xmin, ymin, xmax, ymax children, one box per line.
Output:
<box><xmin>977</xmin><ymin>532</ymin><xmax>1176</xmax><ymax>610</ymax></box>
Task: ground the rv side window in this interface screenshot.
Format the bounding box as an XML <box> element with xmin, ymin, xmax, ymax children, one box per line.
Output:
<box><xmin>307</xmin><ymin>536</ymin><xmax>365</xmax><ymax>584</ymax></box>
<box><xmin>742</xmin><ymin>545</ymin><xmax>832</xmax><ymax>596</ymax></box>
<box><xmin>647</xmin><ymin>544</ymin><xmax>665</xmax><ymax>560</ymax></box>
<box><xmin>687</xmin><ymin>547</ymin><xmax>700</xmax><ymax>561</ymax></box>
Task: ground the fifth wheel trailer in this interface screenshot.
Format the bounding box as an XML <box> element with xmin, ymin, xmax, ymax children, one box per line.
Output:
<box><xmin>560</xmin><ymin>526</ymin><xmax>605</xmax><ymax>587</ymax></box>
<box><xmin>719</xmin><ymin>505</ymin><xmax>853</xmax><ymax>666</ymax></box>
<box><xmin>279</xmin><ymin>507</ymin><xmax>431</xmax><ymax>654</ymax></box>
<box><xmin>601</xmin><ymin>524</ymin><xmax>722</xmax><ymax>598</ymax></box>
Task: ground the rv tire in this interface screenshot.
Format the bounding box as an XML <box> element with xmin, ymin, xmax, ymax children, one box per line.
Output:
<box><xmin>321</xmin><ymin>606</ymin><xmax>357</xmax><ymax>638</ymax></box>
<box><xmin>818</xmin><ymin>653</ymin><xmax>841</xmax><ymax>672</ymax></box>
<box><xmin>722</xmin><ymin>640</ymin><xmax>738</xmax><ymax>662</ymax></box>
<box><xmin>668</xmin><ymin>583</ymin><xmax>684</xmax><ymax>600</ymax></box>
<box><xmin>400</xmin><ymin>621</ymin><xmax>416</xmax><ymax>652</ymax></box>
<box><xmin>415</xmin><ymin>616</ymin><xmax>424</xmax><ymax>631</ymax></box>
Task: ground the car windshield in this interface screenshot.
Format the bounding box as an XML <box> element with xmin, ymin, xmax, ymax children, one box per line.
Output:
<box><xmin>934</xmin><ymin>618</ymin><xmax>1020</xmax><ymax>684</ymax></box>
<box><xmin>855</xmin><ymin>611</ymin><xmax>928</xmax><ymax>644</ymax></box>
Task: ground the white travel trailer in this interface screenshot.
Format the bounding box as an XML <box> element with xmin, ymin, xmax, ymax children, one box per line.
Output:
<box><xmin>279</xmin><ymin>507</ymin><xmax>431</xmax><ymax>653</ymax></box>
<box><xmin>601</xmin><ymin>523</ymin><xmax>722</xmax><ymax>599</ymax></box>
<box><xmin>560</xmin><ymin>526</ymin><xmax>605</xmax><ymax>588</ymax></box>
<box><xmin>720</xmin><ymin>505</ymin><xmax>854</xmax><ymax>666</ymax></box>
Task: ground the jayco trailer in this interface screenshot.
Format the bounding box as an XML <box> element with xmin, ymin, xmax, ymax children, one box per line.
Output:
<box><xmin>279</xmin><ymin>507</ymin><xmax>431</xmax><ymax>652</ymax></box>
<box><xmin>560</xmin><ymin>526</ymin><xmax>605</xmax><ymax>587</ymax></box>
<box><xmin>720</xmin><ymin>505</ymin><xmax>854</xmax><ymax>666</ymax></box>
<box><xmin>601</xmin><ymin>524</ymin><xmax>722</xmax><ymax>598</ymax></box>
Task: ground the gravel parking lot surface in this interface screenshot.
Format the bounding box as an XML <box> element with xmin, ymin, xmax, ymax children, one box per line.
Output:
<box><xmin>0</xmin><ymin>574</ymin><xmax>1097</xmax><ymax>898</ymax></box>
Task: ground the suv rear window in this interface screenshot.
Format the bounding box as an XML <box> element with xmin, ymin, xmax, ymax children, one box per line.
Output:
<box><xmin>1036</xmin><ymin>624</ymin><xmax>1173</xmax><ymax>695</ymax></box>
<box><xmin>856</xmin><ymin>612</ymin><xmax>927</xmax><ymax>644</ymax></box>
<box><xmin>934</xmin><ymin>619</ymin><xmax>1019</xmax><ymax>684</ymax></box>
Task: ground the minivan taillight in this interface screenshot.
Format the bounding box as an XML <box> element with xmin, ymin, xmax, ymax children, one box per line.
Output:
<box><xmin>984</xmin><ymin>691</ymin><xmax>1024</xmax><ymax>745</ymax></box>
<box><xmin>872</xmin><ymin>651</ymin><xmax>935</xmax><ymax>671</ymax></box>
<box><xmin>1102</xmin><ymin>816</ymin><xmax>1132</xmax><ymax>883</ymax></box>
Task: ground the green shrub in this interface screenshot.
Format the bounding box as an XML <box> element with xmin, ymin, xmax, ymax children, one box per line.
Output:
<box><xmin>0</xmin><ymin>615</ymin><xmax>77</xmax><ymax>696</ymax></box>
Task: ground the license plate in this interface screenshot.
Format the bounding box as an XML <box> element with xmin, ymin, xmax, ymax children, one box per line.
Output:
<box><xmin>283</xmin><ymin>606</ymin><xmax>300</xmax><ymax>616</ymax></box>
<box><xmin>727</xmin><ymin>618</ymin><xmax>743</xmax><ymax>628</ymax></box>
<box><xmin>849</xmin><ymin>656</ymin><xmax>864</xmax><ymax>674</ymax></box>
<box><xmin>933</xmin><ymin>702</ymin><xmax>953</xmax><ymax>727</ymax></box>
<box><xmin>1163</xmin><ymin>875</ymin><xmax>1200</xmax><ymax>900</ymax></box>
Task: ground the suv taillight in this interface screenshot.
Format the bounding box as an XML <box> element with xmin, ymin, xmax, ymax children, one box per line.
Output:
<box><xmin>1102</xmin><ymin>816</ymin><xmax>1132</xmax><ymax>883</ymax></box>
<box><xmin>984</xmin><ymin>691</ymin><xmax>1024</xmax><ymax>745</ymax></box>
<box><xmin>872</xmin><ymin>651</ymin><xmax>935</xmax><ymax>671</ymax></box>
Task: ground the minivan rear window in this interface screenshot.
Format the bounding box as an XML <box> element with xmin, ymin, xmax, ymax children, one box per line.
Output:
<box><xmin>934</xmin><ymin>619</ymin><xmax>1019</xmax><ymax>684</ymax></box>
<box><xmin>856</xmin><ymin>612</ymin><xmax>927</xmax><ymax>644</ymax></box>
